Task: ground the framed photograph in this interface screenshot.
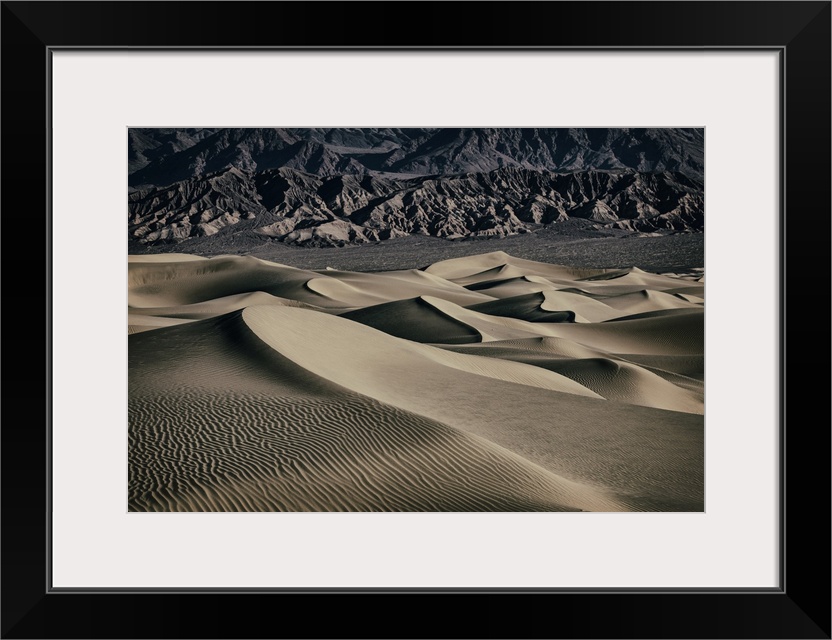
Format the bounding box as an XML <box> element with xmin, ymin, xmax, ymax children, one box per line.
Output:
<box><xmin>3</xmin><ymin>1</ymin><xmax>829</xmax><ymax>638</ymax></box>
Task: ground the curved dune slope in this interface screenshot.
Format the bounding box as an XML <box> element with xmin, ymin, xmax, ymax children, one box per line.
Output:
<box><xmin>128</xmin><ymin>290</ymin><xmax>328</xmax><ymax>335</ymax></box>
<box><xmin>344</xmin><ymin>295</ymin><xmax>561</xmax><ymax>343</ymax></box>
<box><xmin>129</xmin><ymin>256</ymin><xmax>324</xmax><ymax>308</ymax></box>
<box><xmin>464</xmin><ymin>275</ymin><xmax>554</xmax><ymax>295</ymax></box>
<box><xmin>595</xmin><ymin>289</ymin><xmax>700</xmax><ymax>313</ymax></box>
<box><xmin>129</xmin><ymin>313</ymin><xmax>614</xmax><ymax>512</ymax></box>
<box><xmin>464</xmin><ymin>280</ymin><xmax>696</xmax><ymax>323</ymax></box>
<box><xmin>440</xmin><ymin>342</ymin><xmax>703</xmax><ymax>414</ymax></box>
<box><xmin>248</xmin><ymin>306</ymin><xmax>601</xmax><ymax>398</ymax></box>
<box><xmin>425</xmin><ymin>296</ymin><xmax>562</xmax><ymax>341</ymax></box>
<box><xmin>618</xmin><ymin>354</ymin><xmax>705</xmax><ymax>382</ymax></box>
<box><xmin>128</xmin><ymin>253</ymin><xmax>208</xmax><ymax>263</ymax></box>
<box><xmin>444</xmin><ymin>336</ymin><xmax>612</xmax><ymax>360</ymax></box>
<box><xmin>602</xmin><ymin>308</ymin><xmax>704</xmax><ymax>323</ymax></box>
<box><xmin>129</xmin><ymin>255</ymin><xmax>495</xmax><ymax>312</ymax></box>
<box><xmin>319</xmin><ymin>267</ymin><xmax>490</xmax><ymax>302</ymax></box>
<box><xmin>128</xmin><ymin>315</ymin><xmax>194</xmax><ymax>335</ymax></box>
<box><xmin>539</xmin><ymin>290</ymin><xmax>623</xmax><ymax>322</ymax></box>
<box><xmin>242</xmin><ymin>307</ymin><xmax>703</xmax><ymax>511</ymax></box>
<box><xmin>130</xmin><ymin>291</ymin><xmax>322</xmax><ymax>317</ymax></box>
<box><xmin>425</xmin><ymin>250</ymin><xmax>606</xmax><ymax>282</ymax></box>
<box><xmin>529</xmin><ymin>358</ymin><xmax>703</xmax><ymax>414</ymax></box>
<box><xmin>466</xmin><ymin>293</ymin><xmax>577</xmax><ymax>324</ymax></box>
<box><xmin>465</xmin><ymin>284</ymin><xmax>621</xmax><ymax>323</ymax></box>
<box><xmin>445</xmin><ymin>263</ymin><xmax>532</xmax><ymax>286</ymax></box>
<box><xmin>663</xmin><ymin>285</ymin><xmax>706</xmax><ymax>298</ymax></box>
<box><xmin>341</xmin><ymin>297</ymin><xmax>482</xmax><ymax>344</ymax></box>
<box><xmin>540</xmin><ymin>309</ymin><xmax>704</xmax><ymax>356</ymax></box>
<box><xmin>576</xmin><ymin>266</ymin><xmax>688</xmax><ymax>289</ymax></box>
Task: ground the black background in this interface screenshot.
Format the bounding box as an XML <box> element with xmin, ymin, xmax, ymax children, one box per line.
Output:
<box><xmin>2</xmin><ymin>2</ymin><xmax>829</xmax><ymax>638</ymax></box>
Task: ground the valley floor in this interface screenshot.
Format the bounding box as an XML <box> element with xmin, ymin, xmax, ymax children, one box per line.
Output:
<box><xmin>130</xmin><ymin>226</ymin><xmax>705</xmax><ymax>274</ymax></box>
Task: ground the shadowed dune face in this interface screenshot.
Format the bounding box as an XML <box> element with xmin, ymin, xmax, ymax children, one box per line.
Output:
<box><xmin>129</xmin><ymin>250</ymin><xmax>704</xmax><ymax>512</ymax></box>
<box><xmin>465</xmin><ymin>292</ymin><xmax>577</xmax><ymax>324</ymax></box>
<box><xmin>341</xmin><ymin>297</ymin><xmax>483</xmax><ymax>344</ymax></box>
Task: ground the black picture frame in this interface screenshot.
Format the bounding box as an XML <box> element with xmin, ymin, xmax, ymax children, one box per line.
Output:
<box><xmin>2</xmin><ymin>2</ymin><xmax>829</xmax><ymax>638</ymax></box>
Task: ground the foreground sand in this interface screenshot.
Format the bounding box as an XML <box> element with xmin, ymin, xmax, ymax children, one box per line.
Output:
<box><xmin>128</xmin><ymin>251</ymin><xmax>704</xmax><ymax>512</ymax></box>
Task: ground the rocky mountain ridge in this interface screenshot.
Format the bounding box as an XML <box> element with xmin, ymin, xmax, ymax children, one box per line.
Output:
<box><xmin>129</xmin><ymin>166</ymin><xmax>703</xmax><ymax>248</ymax></box>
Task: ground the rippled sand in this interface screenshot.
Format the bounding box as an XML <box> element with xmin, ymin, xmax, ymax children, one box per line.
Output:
<box><xmin>129</xmin><ymin>251</ymin><xmax>704</xmax><ymax>512</ymax></box>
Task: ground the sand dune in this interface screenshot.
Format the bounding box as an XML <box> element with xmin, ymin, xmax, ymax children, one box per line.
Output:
<box><xmin>425</xmin><ymin>250</ymin><xmax>606</xmax><ymax>282</ymax></box>
<box><xmin>464</xmin><ymin>275</ymin><xmax>557</xmax><ymax>295</ymax></box>
<box><xmin>444</xmin><ymin>263</ymin><xmax>536</xmax><ymax>286</ymax></box>
<box><xmin>444</xmin><ymin>336</ymin><xmax>612</xmax><ymax>360</ymax></box>
<box><xmin>466</xmin><ymin>292</ymin><xmax>578</xmax><ymax>324</ymax></box>
<box><xmin>618</xmin><ymin>354</ymin><xmax>705</xmax><ymax>381</ymax></box>
<box><xmin>243</xmin><ymin>306</ymin><xmax>703</xmax><ymax>510</ymax></box>
<box><xmin>576</xmin><ymin>266</ymin><xmax>691</xmax><ymax>289</ymax></box>
<box><xmin>128</xmin><ymin>314</ymin><xmax>194</xmax><ymax>334</ymax></box>
<box><xmin>540</xmin><ymin>309</ymin><xmax>704</xmax><ymax>356</ymax></box>
<box><xmin>594</xmin><ymin>289</ymin><xmax>700</xmax><ymax>313</ymax></box>
<box><xmin>247</xmin><ymin>306</ymin><xmax>603</xmax><ymax>399</ymax></box>
<box><xmin>343</xmin><ymin>295</ymin><xmax>555</xmax><ymax>343</ymax></box>
<box><xmin>128</xmin><ymin>288</ymin><xmax>328</xmax><ymax>334</ymax></box>
<box><xmin>439</xmin><ymin>343</ymin><xmax>703</xmax><ymax>414</ymax></box>
<box><xmin>128</xmin><ymin>256</ymin><xmax>324</xmax><ymax>308</ymax></box>
<box><xmin>602</xmin><ymin>308</ymin><xmax>704</xmax><ymax>323</ymax></box>
<box><xmin>130</xmin><ymin>313</ymin><xmax>617</xmax><ymax>512</ymax></box>
<box><xmin>663</xmin><ymin>285</ymin><xmax>706</xmax><ymax>298</ymax></box>
<box><xmin>427</xmin><ymin>296</ymin><xmax>564</xmax><ymax>341</ymax></box>
<box><xmin>129</xmin><ymin>250</ymin><xmax>704</xmax><ymax>512</ymax></box>
<box><xmin>521</xmin><ymin>357</ymin><xmax>703</xmax><ymax>414</ymax></box>
<box><xmin>341</xmin><ymin>297</ymin><xmax>483</xmax><ymax>344</ymax></box>
<box><xmin>128</xmin><ymin>253</ymin><xmax>207</xmax><ymax>263</ymax></box>
<box><xmin>305</xmin><ymin>271</ymin><xmax>491</xmax><ymax>308</ymax></box>
<box><xmin>130</xmin><ymin>291</ymin><xmax>324</xmax><ymax>320</ymax></box>
<box><xmin>129</xmin><ymin>254</ymin><xmax>495</xmax><ymax>311</ymax></box>
<box><xmin>538</xmin><ymin>290</ymin><xmax>625</xmax><ymax>322</ymax></box>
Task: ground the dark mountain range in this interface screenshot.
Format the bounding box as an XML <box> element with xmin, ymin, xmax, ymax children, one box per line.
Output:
<box><xmin>129</xmin><ymin>166</ymin><xmax>703</xmax><ymax>248</ymax></box>
<box><xmin>128</xmin><ymin>128</ymin><xmax>704</xmax><ymax>249</ymax></box>
<box><xmin>128</xmin><ymin>127</ymin><xmax>704</xmax><ymax>189</ymax></box>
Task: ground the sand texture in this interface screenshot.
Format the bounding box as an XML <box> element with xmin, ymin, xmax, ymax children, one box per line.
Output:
<box><xmin>128</xmin><ymin>251</ymin><xmax>704</xmax><ymax>512</ymax></box>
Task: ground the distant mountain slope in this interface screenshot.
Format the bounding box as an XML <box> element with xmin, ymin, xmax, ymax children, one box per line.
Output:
<box><xmin>129</xmin><ymin>166</ymin><xmax>703</xmax><ymax>248</ymax></box>
<box><xmin>129</xmin><ymin>127</ymin><xmax>704</xmax><ymax>189</ymax></box>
